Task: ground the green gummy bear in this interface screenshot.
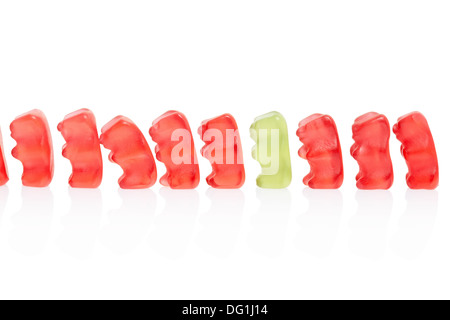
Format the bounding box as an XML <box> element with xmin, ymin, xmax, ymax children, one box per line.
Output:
<box><xmin>250</xmin><ymin>111</ymin><xmax>292</xmax><ymax>188</ymax></box>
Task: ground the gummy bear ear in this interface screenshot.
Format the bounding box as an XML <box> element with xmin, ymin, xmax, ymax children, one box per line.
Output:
<box><xmin>10</xmin><ymin>109</ymin><xmax>54</xmax><ymax>188</ymax></box>
<box><xmin>149</xmin><ymin>111</ymin><xmax>200</xmax><ymax>189</ymax></box>
<box><xmin>0</xmin><ymin>127</ymin><xmax>9</xmax><ymax>186</ymax></box>
<box><xmin>250</xmin><ymin>111</ymin><xmax>292</xmax><ymax>189</ymax></box>
<box><xmin>100</xmin><ymin>116</ymin><xmax>157</xmax><ymax>189</ymax></box>
<box><xmin>297</xmin><ymin>114</ymin><xmax>343</xmax><ymax>189</ymax></box>
<box><xmin>58</xmin><ymin>109</ymin><xmax>103</xmax><ymax>188</ymax></box>
<box><xmin>393</xmin><ymin>112</ymin><xmax>439</xmax><ymax>190</ymax></box>
<box><xmin>198</xmin><ymin>113</ymin><xmax>245</xmax><ymax>189</ymax></box>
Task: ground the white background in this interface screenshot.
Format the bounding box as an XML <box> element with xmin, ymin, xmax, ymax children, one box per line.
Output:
<box><xmin>0</xmin><ymin>0</ymin><xmax>449</xmax><ymax>300</ymax></box>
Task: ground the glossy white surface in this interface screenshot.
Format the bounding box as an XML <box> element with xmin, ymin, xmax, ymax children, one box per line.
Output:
<box><xmin>0</xmin><ymin>0</ymin><xmax>449</xmax><ymax>299</ymax></box>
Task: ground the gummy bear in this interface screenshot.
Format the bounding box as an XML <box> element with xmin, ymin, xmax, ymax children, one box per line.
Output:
<box><xmin>149</xmin><ymin>111</ymin><xmax>200</xmax><ymax>189</ymax></box>
<box><xmin>393</xmin><ymin>112</ymin><xmax>438</xmax><ymax>189</ymax></box>
<box><xmin>0</xmin><ymin>128</ymin><xmax>9</xmax><ymax>186</ymax></box>
<box><xmin>100</xmin><ymin>116</ymin><xmax>157</xmax><ymax>189</ymax></box>
<box><xmin>351</xmin><ymin>112</ymin><xmax>394</xmax><ymax>190</ymax></box>
<box><xmin>198</xmin><ymin>113</ymin><xmax>245</xmax><ymax>188</ymax></box>
<box><xmin>250</xmin><ymin>111</ymin><xmax>292</xmax><ymax>189</ymax></box>
<box><xmin>10</xmin><ymin>109</ymin><xmax>54</xmax><ymax>187</ymax></box>
<box><xmin>57</xmin><ymin>109</ymin><xmax>103</xmax><ymax>188</ymax></box>
<box><xmin>297</xmin><ymin>114</ymin><xmax>343</xmax><ymax>189</ymax></box>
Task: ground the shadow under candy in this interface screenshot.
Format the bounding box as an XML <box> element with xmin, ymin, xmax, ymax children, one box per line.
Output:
<box><xmin>349</xmin><ymin>190</ymin><xmax>393</xmax><ymax>259</ymax></box>
<box><xmin>196</xmin><ymin>188</ymin><xmax>244</xmax><ymax>257</ymax></box>
<box><xmin>9</xmin><ymin>187</ymin><xmax>54</xmax><ymax>256</ymax></box>
<box><xmin>296</xmin><ymin>188</ymin><xmax>343</xmax><ymax>257</ymax></box>
<box><xmin>247</xmin><ymin>188</ymin><xmax>291</xmax><ymax>257</ymax></box>
<box><xmin>148</xmin><ymin>188</ymin><xmax>199</xmax><ymax>259</ymax></box>
<box><xmin>57</xmin><ymin>188</ymin><xmax>102</xmax><ymax>260</ymax></box>
<box><xmin>390</xmin><ymin>190</ymin><xmax>438</xmax><ymax>259</ymax></box>
<box><xmin>100</xmin><ymin>188</ymin><xmax>156</xmax><ymax>255</ymax></box>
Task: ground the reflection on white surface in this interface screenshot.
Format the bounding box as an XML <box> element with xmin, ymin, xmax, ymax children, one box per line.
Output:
<box><xmin>9</xmin><ymin>187</ymin><xmax>54</xmax><ymax>255</ymax></box>
<box><xmin>148</xmin><ymin>188</ymin><xmax>199</xmax><ymax>259</ymax></box>
<box><xmin>296</xmin><ymin>189</ymin><xmax>342</xmax><ymax>257</ymax></box>
<box><xmin>100</xmin><ymin>189</ymin><xmax>155</xmax><ymax>254</ymax></box>
<box><xmin>349</xmin><ymin>190</ymin><xmax>393</xmax><ymax>259</ymax></box>
<box><xmin>57</xmin><ymin>188</ymin><xmax>102</xmax><ymax>259</ymax></box>
<box><xmin>390</xmin><ymin>190</ymin><xmax>438</xmax><ymax>259</ymax></box>
<box><xmin>196</xmin><ymin>188</ymin><xmax>244</xmax><ymax>257</ymax></box>
<box><xmin>248</xmin><ymin>188</ymin><xmax>291</xmax><ymax>257</ymax></box>
<box><xmin>0</xmin><ymin>186</ymin><xmax>443</xmax><ymax>261</ymax></box>
<box><xmin>0</xmin><ymin>186</ymin><xmax>8</xmax><ymax>225</ymax></box>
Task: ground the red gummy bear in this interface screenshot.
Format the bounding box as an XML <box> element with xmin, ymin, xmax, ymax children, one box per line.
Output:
<box><xmin>296</xmin><ymin>114</ymin><xmax>344</xmax><ymax>189</ymax></box>
<box><xmin>58</xmin><ymin>109</ymin><xmax>103</xmax><ymax>188</ymax></box>
<box><xmin>10</xmin><ymin>109</ymin><xmax>54</xmax><ymax>187</ymax></box>
<box><xmin>100</xmin><ymin>116</ymin><xmax>157</xmax><ymax>189</ymax></box>
<box><xmin>198</xmin><ymin>113</ymin><xmax>245</xmax><ymax>189</ymax></box>
<box><xmin>0</xmin><ymin>129</ymin><xmax>9</xmax><ymax>186</ymax></box>
<box><xmin>149</xmin><ymin>111</ymin><xmax>200</xmax><ymax>189</ymax></box>
<box><xmin>393</xmin><ymin>112</ymin><xmax>439</xmax><ymax>189</ymax></box>
<box><xmin>351</xmin><ymin>112</ymin><xmax>394</xmax><ymax>190</ymax></box>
